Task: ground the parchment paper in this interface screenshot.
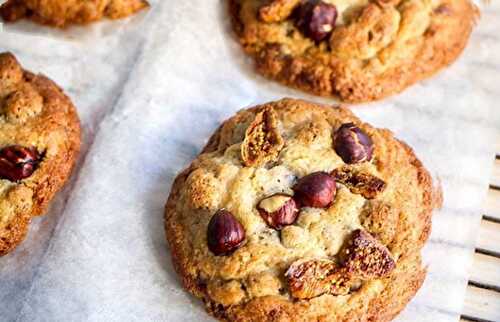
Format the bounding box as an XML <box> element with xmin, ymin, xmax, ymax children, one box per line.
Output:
<box><xmin>1</xmin><ymin>1</ymin><xmax>499</xmax><ymax>321</ymax></box>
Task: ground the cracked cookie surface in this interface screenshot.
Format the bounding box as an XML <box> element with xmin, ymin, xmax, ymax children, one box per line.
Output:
<box><xmin>165</xmin><ymin>98</ymin><xmax>442</xmax><ymax>321</ymax></box>
<box><xmin>229</xmin><ymin>0</ymin><xmax>478</xmax><ymax>102</ymax></box>
<box><xmin>0</xmin><ymin>52</ymin><xmax>81</xmax><ymax>256</ymax></box>
<box><xmin>0</xmin><ymin>0</ymin><xmax>149</xmax><ymax>27</ymax></box>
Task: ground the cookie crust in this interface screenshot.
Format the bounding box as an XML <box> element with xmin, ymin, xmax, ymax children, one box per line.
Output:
<box><xmin>0</xmin><ymin>0</ymin><xmax>149</xmax><ymax>27</ymax></box>
<box><xmin>165</xmin><ymin>99</ymin><xmax>441</xmax><ymax>321</ymax></box>
<box><xmin>229</xmin><ymin>0</ymin><xmax>478</xmax><ymax>102</ymax></box>
<box><xmin>0</xmin><ymin>53</ymin><xmax>81</xmax><ymax>256</ymax></box>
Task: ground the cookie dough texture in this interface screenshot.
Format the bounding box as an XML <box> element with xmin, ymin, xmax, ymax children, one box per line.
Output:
<box><xmin>165</xmin><ymin>99</ymin><xmax>442</xmax><ymax>321</ymax></box>
<box><xmin>1</xmin><ymin>0</ymin><xmax>149</xmax><ymax>27</ymax></box>
<box><xmin>230</xmin><ymin>0</ymin><xmax>478</xmax><ymax>102</ymax></box>
<box><xmin>0</xmin><ymin>53</ymin><xmax>81</xmax><ymax>256</ymax></box>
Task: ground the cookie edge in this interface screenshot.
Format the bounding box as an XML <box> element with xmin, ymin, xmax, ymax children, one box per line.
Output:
<box><xmin>164</xmin><ymin>98</ymin><xmax>441</xmax><ymax>321</ymax></box>
<box><xmin>229</xmin><ymin>0</ymin><xmax>479</xmax><ymax>103</ymax></box>
<box><xmin>0</xmin><ymin>67</ymin><xmax>81</xmax><ymax>256</ymax></box>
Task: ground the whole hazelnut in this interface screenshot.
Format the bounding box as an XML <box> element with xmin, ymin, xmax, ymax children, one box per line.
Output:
<box><xmin>293</xmin><ymin>172</ymin><xmax>336</xmax><ymax>208</ymax></box>
<box><xmin>0</xmin><ymin>145</ymin><xmax>40</xmax><ymax>182</ymax></box>
<box><xmin>295</xmin><ymin>1</ymin><xmax>338</xmax><ymax>42</ymax></box>
<box><xmin>334</xmin><ymin>123</ymin><xmax>373</xmax><ymax>164</ymax></box>
<box><xmin>207</xmin><ymin>209</ymin><xmax>246</xmax><ymax>256</ymax></box>
<box><xmin>257</xmin><ymin>194</ymin><xmax>299</xmax><ymax>230</ymax></box>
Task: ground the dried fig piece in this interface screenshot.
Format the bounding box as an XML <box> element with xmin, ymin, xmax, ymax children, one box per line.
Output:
<box><xmin>331</xmin><ymin>166</ymin><xmax>386</xmax><ymax>199</ymax></box>
<box><xmin>285</xmin><ymin>259</ymin><xmax>350</xmax><ymax>299</ymax></box>
<box><xmin>330</xmin><ymin>4</ymin><xmax>400</xmax><ymax>60</ymax></box>
<box><xmin>259</xmin><ymin>0</ymin><xmax>301</xmax><ymax>23</ymax></box>
<box><xmin>241</xmin><ymin>106</ymin><xmax>284</xmax><ymax>167</ymax></box>
<box><xmin>340</xmin><ymin>229</ymin><xmax>395</xmax><ymax>279</ymax></box>
<box><xmin>286</xmin><ymin>230</ymin><xmax>396</xmax><ymax>299</ymax></box>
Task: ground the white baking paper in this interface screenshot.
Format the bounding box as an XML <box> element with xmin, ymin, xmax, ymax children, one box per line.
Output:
<box><xmin>0</xmin><ymin>1</ymin><xmax>499</xmax><ymax>321</ymax></box>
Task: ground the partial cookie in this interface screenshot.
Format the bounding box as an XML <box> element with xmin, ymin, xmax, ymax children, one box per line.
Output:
<box><xmin>1</xmin><ymin>0</ymin><xmax>149</xmax><ymax>27</ymax></box>
<box><xmin>165</xmin><ymin>98</ymin><xmax>441</xmax><ymax>321</ymax></box>
<box><xmin>0</xmin><ymin>52</ymin><xmax>81</xmax><ymax>256</ymax></box>
<box><xmin>230</xmin><ymin>0</ymin><xmax>478</xmax><ymax>102</ymax></box>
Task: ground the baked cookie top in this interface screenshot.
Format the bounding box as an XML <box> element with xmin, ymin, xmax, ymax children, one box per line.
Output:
<box><xmin>230</xmin><ymin>0</ymin><xmax>478</xmax><ymax>102</ymax></box>
<box><xmin>165</xmin><ymin>99</ymin><xmax>442</xmax><ymax>321</ymax></box>
<box><xmin>1</xmin><ymin>0</ymin><xmax>149</xmax><ymax>27</ymax></box>
<box><xmin>0</xmin><ymin>52</ymin><xmax>81</xmax><ymax>256</ymax></box>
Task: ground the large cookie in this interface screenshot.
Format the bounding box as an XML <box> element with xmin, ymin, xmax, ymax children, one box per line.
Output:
<box><xmin>165</xmin><ymin>98</ymin><xmax>442</xmax><ymax>321</ymax></box>
<box><xmin>1</xmin><ymin>0</ymin><xmax>149</xmax><ymax>27</ymax></box>
<box><xmin>0</xmin><ymin>53</ymin><xmax>81</xmax><ymax>256</ymax></box>
<box><xmin>229</xmin><ymin>0</ymin><xmax>478</xmax><ymax>102</ymax></box>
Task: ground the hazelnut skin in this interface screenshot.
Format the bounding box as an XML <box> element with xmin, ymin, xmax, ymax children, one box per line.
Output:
<box><xmin>293</xmin><ymin>172</ymin><xmax>336</xmax><ymax>208</ymax></box>
<box><xmin>334</xmin><ymin>123</ymin><xmax>373</xmax><ymax>164</ymax></box>
<box><xmin>257</xmin><ymin>194</ymin><xmax>299</xmax><ymax>230</ymax></box>
<box><xmin>295</xmin><ymin>1</ymin><xmax>338</xmax><ymax>42</ymax></box>
<box><xmin>207</xmin><ymin>209</ymin><xmax>246</xmax><ymax>256</ymax></box>
<box><xmin>0</xmin><ymin>145</ymin><xmax>40</xmax><ymax>182</ymax></box>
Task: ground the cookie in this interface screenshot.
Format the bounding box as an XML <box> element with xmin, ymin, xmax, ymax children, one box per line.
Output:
<box><xmin>229</xmin><ymin>0</ymin><xmax>478</xmax><ymax>102</ymax></box>
<box><xmin>0</xmin><ymin>0</ymin><xmax>149</xmax><ymax>27</ymax></box>
<box><xmin>0</xmin><ymin>52</ymin><xmax>81</xmax><ymax>256</ymax></box>
<box><xmin>165</xmin><ymin>98</ymin><xmax>442</xmax><ymax>321</ymax></box>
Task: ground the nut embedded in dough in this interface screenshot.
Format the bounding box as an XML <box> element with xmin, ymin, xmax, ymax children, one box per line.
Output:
<box><xmin>207</xmin><ymin>209</ymin><xmax>246</xmax><ymax>256</ymax></box>
<box><xmin>334</xmin><ymin>123</ymin><xmax>374</xmax><ymax>164</ymax></box>
<box><xmin>257</xmin><ymin>193</ymin><xmax>299</xmax><ymax>229</ymax></box>
<box><xmin>0</xmin><ymin>145</ymin><xmax>41</xmax><ymax>182</ymax></box>
<box><xmin>295</xmin><ymin>1</ymin><xmax>338</xmax><ymax>42</ymax></box>
<box><xmin>293</xmin><ymin>172</ymin><xmax>337</xmax><ymax>208</ymax></box>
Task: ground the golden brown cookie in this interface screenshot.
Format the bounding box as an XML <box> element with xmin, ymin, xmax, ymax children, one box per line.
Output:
<box><xmin>0</xmin><ymin>52</ymin><xmax>81</xmax><ymax>256</ymax></box>
<box><xmin>0</xmin><ymin>0</ymin><xmax>149</xmax><ymax>27</ymax></box>
<box><xmin>230</xmin><ymin>0</ymin><xmax>478</xmax><ymax>102</ymax></box>
<box><xmin>165</xmin><ymin>98</ymin><xmax>442</xmax><ymax>321</ymax></box>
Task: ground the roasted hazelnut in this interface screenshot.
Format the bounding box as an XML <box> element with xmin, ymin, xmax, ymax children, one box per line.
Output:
<box><xmin>257</xmin><ymin>194</ymin><xmax>299</xmax><ymax>230</ymax></box>
<box><xmin>293</xmin><ymin>172</ymin><xmax>336</xmax><ymax>208</ymax></box>
<box><xmin>0</xmin><ymin>145</ymin><xmax>40</xmax><ymax>182</ymax></box>
<box><xmin>207</xmin><ymin>209</ymin><xmax>246</xmax><ymax>256</ymax></box>
<box><xmin>334</xmin><ymin>123</ymin><xmax>373</xmax><ymax>164</ymax></box>
<box><xmin>295</xmin><ymin>1</ymin><xmax>338</xmax><ymax>42</ymax></box>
